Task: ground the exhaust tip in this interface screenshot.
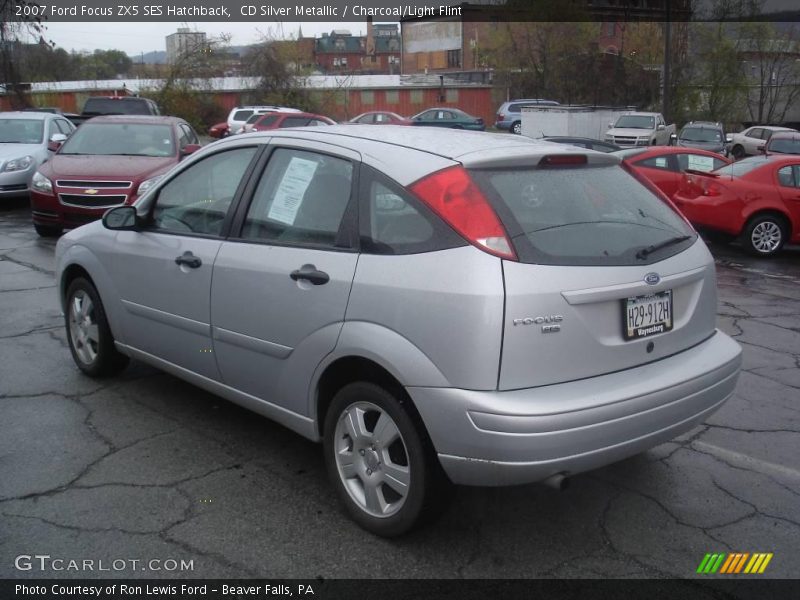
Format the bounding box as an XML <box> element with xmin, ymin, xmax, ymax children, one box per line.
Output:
<box><xmin>542</xmin><ymin>472</ymin><xmax>570</xmax><ymax>491</ymax></box>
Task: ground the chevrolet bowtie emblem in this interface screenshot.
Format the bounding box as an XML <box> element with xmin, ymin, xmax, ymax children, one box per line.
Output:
<box><xmin>84</xmin><ymin>189</ymin><xmax>99</xmax><ymax>195</ymax></box>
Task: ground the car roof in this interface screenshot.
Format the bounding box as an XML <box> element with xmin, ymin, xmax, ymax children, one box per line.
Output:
<box><xmin>616</xmin><ymin>146</ymin><xmax>727</xmax><ymax>159</ymax></box>
<box><xmin>82</xmin><ymin>115</ymin><xmax>185</xmax><ymax>125</ymax></box>
<box><xmin>210</xmin><ymin>125</ymin><xmax>619</xmax><ymax>184</ymax></box>
<box><xmin>753</xmin><ymin>125</ymin><xmax>796</xmax><ymax>131</ymax></box>
<box><xmin>0</xmin><ymin>111</ymin><xmax>52</xmax><ymax>121</ymax></box>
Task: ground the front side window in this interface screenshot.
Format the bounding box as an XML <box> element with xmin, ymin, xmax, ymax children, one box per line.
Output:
<box><xmin>241</xmin><ymin>148</ymin><xmax>353</xmax><ymax>248</ymax></box>
<box><xmin>151</xmin><ymin>147</ymin><xmax>258</xmax><ymax>236</ymax></box>
<box><xmin>60</xmin><ymin>123</ymin><xmax>175</xmax><ymax>157</ymax></box>
<box><xmin>470</xmin><ymin>165</ymin><xmax>696</xmax><ymax>266</ymax></box>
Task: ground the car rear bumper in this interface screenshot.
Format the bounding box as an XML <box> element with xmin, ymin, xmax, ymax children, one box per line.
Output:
<box><xmin>407</xmin><ymin>330</ymin><xmax>741</xmax><ymax>486</ymax></box>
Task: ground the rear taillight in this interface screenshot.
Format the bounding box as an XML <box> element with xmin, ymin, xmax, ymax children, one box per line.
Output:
<box><xmin>702</xmin><ymin>180</ymin><xmax>722</xmax><ymax>197</ymax></box>
<box><xmin>496</xmin><ymin>113</ymin><xmax>504</xmax><ymax>122</ymax></box>
<box><xmin>410</xmin><ymin>166</ymin><xmax>517</xmax><ymax>260</ymax></box>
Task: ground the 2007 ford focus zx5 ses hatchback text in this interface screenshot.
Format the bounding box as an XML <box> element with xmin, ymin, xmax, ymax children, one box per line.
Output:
<box><xmin>55</xmin><ymin>126</ymin><xmax>742</xmax><ymax>536</ymax></box>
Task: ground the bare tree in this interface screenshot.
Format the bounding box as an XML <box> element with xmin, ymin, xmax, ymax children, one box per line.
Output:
<box><xmin>1</xmin><ymin>0</ymin><xmax>49</xmax><ymax>107</ymax></box>
<box><xmin>738</xmin><ymin>21</ymin><xmax>800</xmax><ymax>124</ymax></box>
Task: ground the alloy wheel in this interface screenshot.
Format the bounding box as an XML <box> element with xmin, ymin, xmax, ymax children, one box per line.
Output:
<box><xmin>333</xmin><ymin>401</ymin><xmax>411</xmax><ymax>519</ymax></box>
<box><xmin>68</xmin><ymin>289</ymin><xmax>99</xmax><ymax>365</ymax></box>
<box><xmin>750</xmin><ymin>221</ymin><xmax>783</xmax><ymax>254</ymax></box>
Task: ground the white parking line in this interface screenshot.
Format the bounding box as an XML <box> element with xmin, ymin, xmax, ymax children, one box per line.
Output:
<box><xmin>693</xmin><ymin>440</ymin><xmax>800</xmax><ymax>481</ymax></box>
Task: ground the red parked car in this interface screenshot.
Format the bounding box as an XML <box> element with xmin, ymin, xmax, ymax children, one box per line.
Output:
<box><xmin>208</xmin><ymin>121</ymin><xmax>229</xmax><ymax>138</ymax></box>
<box><xmin>616</xmin><ymin>146</ymin><xmax>730</xmax><ymax>200</ymax></box>
<box><xmin>30</xmin><ymin>115</ymin><xmax>201</xmax><ymax>236</ymax></box>
<box><xmin>673</xmin><ymin>155</ymin><xmax>800</xmax><ymax>257</ymax></box>
<box><xmin>346</xmin><ymin>111</ymin><xmax>413</xmax><ymax>125</ymax></box>
<box><xmin>247</xmin><ymin>112</ymin><xmax>335</xmax><ymax>133</ymax></box>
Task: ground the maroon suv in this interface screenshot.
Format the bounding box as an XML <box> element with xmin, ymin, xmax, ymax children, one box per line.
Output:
<box><xmin>30</xmin><ymin>115</ymin><xmax>200</xmax><ymax>236</ymax></box>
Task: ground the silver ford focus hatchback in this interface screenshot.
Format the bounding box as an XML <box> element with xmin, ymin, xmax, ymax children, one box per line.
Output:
<box><xmin>55</xmin><ymin>126</ymin><xmax>742</xmax><ymax>536</ymax></box>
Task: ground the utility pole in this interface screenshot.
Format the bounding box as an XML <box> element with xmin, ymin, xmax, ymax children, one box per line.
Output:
<box><xmin>662</xmin><ymin>0</ymin><xmax>671</xmax><ymax>122</ymax></box>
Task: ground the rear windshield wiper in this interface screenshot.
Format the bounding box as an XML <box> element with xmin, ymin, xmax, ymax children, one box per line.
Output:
<box><xmin>636</xmin><ymin>235</ymin><xmax>692</xmax><ymax>260</ymax></box>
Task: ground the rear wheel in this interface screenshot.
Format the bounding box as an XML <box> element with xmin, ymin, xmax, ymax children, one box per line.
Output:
<box><xmin>34</xmin><ymin>224</ymin><xmax>62</xmax><ymax>237</ymax></box>
<box><xmin>731</xmin><ymin>145</ymin><xmax>745</xmax><ymax>160</ymax></box>
<box><xmin>741</xmin><ymin>214</ymin><xmax>787</xmax><ymax>257</ymax></box>
<box><xmin>511</xmin><ymin>121</ymin><xmax>522</xmax><ymax>135</ymax></box>
<box><xmin>323</xmin><ymin>381</ymin><xmax>451</xmax><ymax>536</ymax></box>
<box><xmin>65</xmin><ymin>278</ymin><xmax>129</xmax><ymax>377</ymax></box>
<box><xmin>702</xmin><ymin>230</ymin><xmax>736</xmax><ymax>245</ymax></box>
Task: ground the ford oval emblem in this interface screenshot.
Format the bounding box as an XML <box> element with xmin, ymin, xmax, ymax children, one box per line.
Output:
<box><xmin>644</xmin><ymin>272</ymin><xmax>661</xmax><ymax>285</ymax></box>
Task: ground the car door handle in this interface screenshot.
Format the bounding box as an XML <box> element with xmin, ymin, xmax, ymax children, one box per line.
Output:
<box><xmin>175</xmin><ymin>251</ymin><xmax>202</xmax><ymax>269</ymax></box>
<box><xmin>290</xmin><ymin>265</ymin><xmax>329</xmax><ymax>285</ymax></box>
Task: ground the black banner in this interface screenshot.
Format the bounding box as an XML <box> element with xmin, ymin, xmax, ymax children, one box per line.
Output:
<box><xmin>3</xmin><ymin>579</ymin><xmax>800</xmax><ymax>600</ymax></box>
<box><xmin>6</xmin><ymin>0</ymin><xmax>800</xmax><ymax>23</ymax></box>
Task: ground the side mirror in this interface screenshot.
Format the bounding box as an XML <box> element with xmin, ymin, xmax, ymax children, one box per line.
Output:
<box><xmin>670</xmin><ymin>133</ymin><xmax>677</xmax><ymax>140</ymax></box>
<box><xmin>48</xmin><ymin>133</ymin><xmax>67</xmax><ymax>152</ymax></box>
<box><xmin>181</xmin><ymin>143</ymin><xmax>201</xmax><ymax>157</ymax></box>
<box><xmin>608</xmin><ymin>122</ymin><xmax>614</xmax><ymax>128</ymax></box>
<box><xmin>657</xmin><ymin>124</ymin><xmax>665</xmax><ymax>131</ymax></box>
<box><xmin>758</xmin><ymin>147</ymin><xmax>766</xmax><ymax>154</ymax></box>
<box><xmin>102</xmin><ymin>206</ymin><xmax>139</xmax><ymax>231</ymax></box>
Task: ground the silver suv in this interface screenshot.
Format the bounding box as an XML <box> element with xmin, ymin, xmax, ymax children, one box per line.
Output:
<box><xmin>55</xmin><ymin>127</ymin><xmax>741</xmax><ymax>536</ymax></box>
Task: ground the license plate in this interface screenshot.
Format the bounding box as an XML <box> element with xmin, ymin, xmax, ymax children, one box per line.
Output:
<box><xmin>623</xmin><ymin>290</ymin><xmax>673</xmax><ymax>340</ymax></box>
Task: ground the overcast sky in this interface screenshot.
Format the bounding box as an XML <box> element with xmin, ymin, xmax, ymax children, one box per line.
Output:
<box><xmin>35</xmin><ymin>22</ymin><xmax>372</xmax><ymax>56</ymax></box>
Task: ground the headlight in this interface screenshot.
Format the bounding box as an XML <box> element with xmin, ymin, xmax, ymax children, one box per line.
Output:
<box><xmin>31</xmin><ymin>171</ymin><xmax>53</xmax><ymax>194</ymax></box>
<box><xmin>2</xmin><ymin>155</ymin><xmax>33</xmax><ymax>172</ymax></box>
<box><xmin>137</xmin><ymin>175</ymin><xmax>164</xmax><ymax>195</ymax></box>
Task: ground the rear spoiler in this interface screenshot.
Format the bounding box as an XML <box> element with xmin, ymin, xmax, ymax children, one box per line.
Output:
<box><xmin>684</xmin><ymin>169</ymin><xmax>719</xmax><ymax>178</ymax></box>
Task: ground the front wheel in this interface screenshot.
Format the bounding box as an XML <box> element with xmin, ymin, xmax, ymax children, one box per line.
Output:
<box><xmin>65</xmin><ymin>278</ymin><xmax>129</xmax><ymax>377</ymax></box>
<box><xmin>323</xmin><ymin>382</ymin><xmax>451</xmax><ymax>536</ymax></box>
<box><xmin>34</xmin><ymin>224</ymin><xmax>63</xmax><ymax>237</ymax></box>
<box><xmin>742</xmin><ymin>214</ymin><xmax>787</xmax><ymax>257</ymax></box>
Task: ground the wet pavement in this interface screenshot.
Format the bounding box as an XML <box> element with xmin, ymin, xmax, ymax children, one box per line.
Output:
<box><xmin>1</xmin><ymin>199</ymin><xmax>798</xmax><ymax>580</ymax></box>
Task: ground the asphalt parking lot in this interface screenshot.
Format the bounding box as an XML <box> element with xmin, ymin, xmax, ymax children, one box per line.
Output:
<box><xmin>1</xmin><ymin>199</ymin><xmax>798</xmax><ymax>580</ymax></box>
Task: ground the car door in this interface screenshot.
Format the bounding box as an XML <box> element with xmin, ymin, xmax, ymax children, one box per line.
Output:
<box><xmin>110</xmin><ymin>145</ymin><xmax>260</xmax><ymax>379</ymax></box>
<box><xmin>210</xmin><ymin>140</ymin><xmax>360</xmax><ymax>416</ymax></box>
<box><xmin>776</xmin><ymin>164</ymin><xmax>800</xmax><ymax>224</ymax></box>
<box><xmin>633</xmin><ymin>153</ymin><xmax>681</xmax><ymax>198</ymax></box>
<box><xmin>743</xmin><ymin>128</ymin><xmax>763</xmax><ymax>155</ymax></box>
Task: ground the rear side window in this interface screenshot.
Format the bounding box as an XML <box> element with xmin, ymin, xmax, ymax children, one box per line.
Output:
<box><xmin>279</xmin><ymin>117</ymin><xmax>312</xmax><ymax>128</ymax></box>
<box><xmin>232</xmin><ymin>110</ymin><xmax>254</xmax><ymax>122</ymax></box>
<box><xmin>637</xmin><ymin>155</ymin><xmax>672</xmax><ymax>170</ymax></box>
<box><xmin>359</xmin><ymin>168</ymin><xmax>465</xmax><ymax>255</ymax></box>
<box><xmin>469</xmin><ymin>165</ymin><xmax>696</xmax><ymax>266</ymax></box>
<box><xmin>256</xmin><ymin>115</ymin><xmax>279</xmax><ymax>127</ymax></box>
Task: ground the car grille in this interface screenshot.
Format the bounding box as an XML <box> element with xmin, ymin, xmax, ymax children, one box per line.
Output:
<box><xmin>56</xmin><ymin>180</ymin><xmax>132</xmax><ymax>188</ymax></box>
<box><xmin>59</xmin><ymin>194</ymin><xmax>127</xmax><ymax>208</ymax></box>
<box><xmin>0</xmin><ymin>184</ymin><xmax>28</xmax><ymax>192</ymax></box>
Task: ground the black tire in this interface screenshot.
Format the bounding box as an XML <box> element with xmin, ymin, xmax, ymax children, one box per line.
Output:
<box><xmin>702</xmin><ymin>229</ymin><xmax>736</xmax><ymax>245</ymax></box>
<box><xmin>64</xmin><ymin>277</ymin><xmax>129</xmax><ymax>377</ymax></box>
<box><xmin>731</xmin><ymin>145</ymin><xmax>745</xmax><ymax>160</ymax></box>
<box><xmin>34</xmin><ymin>224</ymin><xmax>63</xmax><ymax>237</ymax></box>
<box><xmin>323</xmin><ymin>381</ymin><xmax>452</xmax><ymax>537</ymax></box>
<box><xmin>741</xmin><ymin>213</ymin><xmax>788</xmax><ymax>258</ymax></box>
<box><xmin>511</xmin><ymin>121</ymin><xmax>522</xmax><ymax>135</ymax></box>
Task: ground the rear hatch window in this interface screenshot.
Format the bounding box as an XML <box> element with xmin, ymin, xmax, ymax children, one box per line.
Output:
<box><xmin>469</xmin><ymin>165</ymin><xmax>696</xmax><ymax>266</ymax></box>
<box><xmin>83</xmin><ymin>98</ymin><xmax>152</xmax><ymax>115</ymax></box>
